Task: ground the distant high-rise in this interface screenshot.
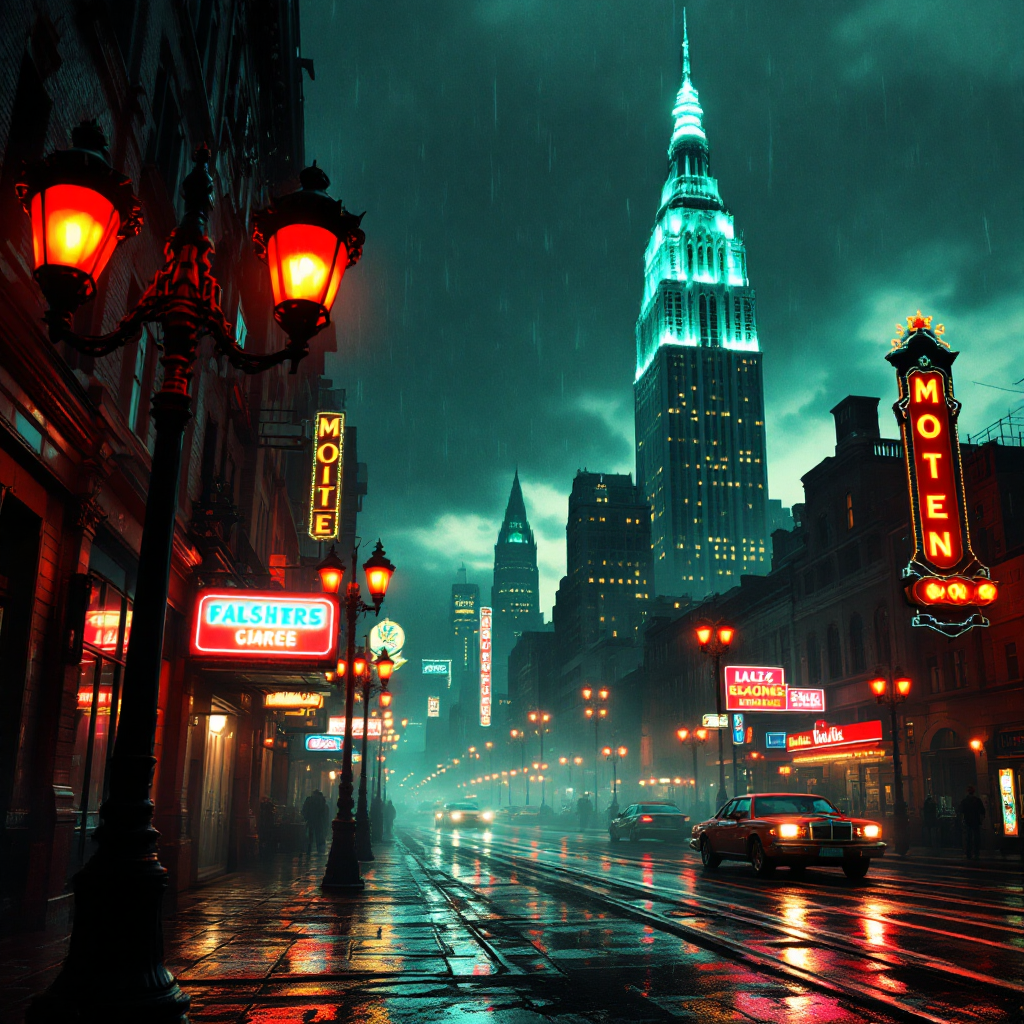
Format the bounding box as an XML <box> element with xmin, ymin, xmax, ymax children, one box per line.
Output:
<box><xmin>491</xmin><ymin>471</ymin><xmax>543</xmax><ymax>697</ymax></box>
<box><xmin>451</xmin><ymin>566</ymin><xmax>480</xmax><ymax>709</ymax></box>
<box><xmin>554</xmin><ymin>472</ymin><xmax>652</xmax><ymax>654</ymax></box>
<box><xmin>634</xmin><ymin>16</ymin><xmax>769</xmax><ymax>599</ymax></box>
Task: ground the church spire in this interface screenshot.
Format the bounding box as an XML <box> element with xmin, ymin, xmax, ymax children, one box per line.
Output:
<box><xmin>682</xmin><ymin>8</ymin><xmax>690</xmax><ymax>79</ymax></box>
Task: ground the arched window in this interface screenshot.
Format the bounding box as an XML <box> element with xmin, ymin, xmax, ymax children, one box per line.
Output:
<box><xmin>718</xmin><ymin>248</ymin><xmax>725</xmax><ymax>279</ymax></box>
<box><xmin>930</xmin><ymin>728</ymin><xmax>962</xmax><ymax>751</ymax></box>
<box><xmin>699</xmin><ymin>294</ymin><xmax>709</xmax><ymax>345</ymax></box>
<box><xmin>826</xmin><ymin>623</ymin><xmax>842</xmax><ymax>680</ymax></box>
<box><xmin>806</xmin><ymin>634</ymin><xmax>821</xmax><ymax>685</ymax></box>
<box><xmin>687</xmin><ymin>243</ymin><xmax>694</xmax><ymax>272</ymax></box>
<box><xmin>697</xmin><ymin>245</ymin><xmax>704</xmax><ymax>273</ymax></box>
<box><xmin>848</xmin><ymin>614</ymin><xmax>865</xmax><ymax>672</ymax></box>
<box><xmin>709</xmin><ymin>295</ymin><xmax>718</xmax><ymax>344</ymax></box>
<box><xmin>874</xmin><ymin>605</ymin><xmax>891</xmax><ymax>666</ymax></box>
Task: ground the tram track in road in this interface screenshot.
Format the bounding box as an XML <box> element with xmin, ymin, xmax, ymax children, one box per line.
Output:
<box><xmin>407</xmin><ymin>825</ymin><xmax>1022</xmax><ymax>1024</ymax></box>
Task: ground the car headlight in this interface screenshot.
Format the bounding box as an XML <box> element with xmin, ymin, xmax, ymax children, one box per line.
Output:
<box><xmin>862</xmin><ymin>824</ymin><xmax>881</xmax><ymax>839</ymax></box>
<box><xmin>778</xmin><ymin>823</ymin><xmax>801</xmax><ymax>839</ymax></box>
<box><xmin>450</xmin><ymin>811</ymin><xmax>462</xmax><ymax>822</ymax></box>
<box><xmin>482</xmin><ymin>811</ymin><xmax>494</xmax><ymax>822</ymax></box>
<box><xmin>435</xmin><ymin>812</ymin><xmax>442</xmax><ymax>819</ymax></box>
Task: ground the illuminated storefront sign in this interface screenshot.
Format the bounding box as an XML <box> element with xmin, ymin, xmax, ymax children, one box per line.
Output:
<box><xmin>998</xmin><ymin>769</ymin><xmax>1018</xmax><ymax>838</ymax></box>
<box><xmin>723</xmin><ymin>667</ymin><xmax>826</xmax><ymax>712</ymax></box>
<box><xmin>888</xmin><ymin>313</ymin><xmax>994</xmax><ymax>635</ymax></box>
<box><xmin>308</xmin><ymin>411</ymin><xmax>345</xmax><ymax>540</ymax></box>
<box><xmin>732</xmin><ymin>714</ymin><xmax>745</xmax><ymax>744</ymax></box>
<box><xmin>306</xmin><ymin>734</ymin><xmax>343</xmax><ymax>752</ymax></box>
<box><xmin>328</xmin><ymin>716</ymin><xmax>383</xmax><ymax>739</ymax></box>
<box><xmin>190</xmin><ymin>591</ymin><xmax>338</xmax><ymax>661</ymax></box>
<box><xmin>703</xmin><ymin>713</ymin><xmax>729</xmax><ymax>728</ymax></box>
<box><xmin>427</xmin><ymin>696</ymin><xmax>440</xmax><ymax>718</ymax></box>
<box><xmin>479</xmin><ymin>606</ymin><xmax>492</xmax><ymax>727</ymax></box>
<box><xmin>86</xmin><ymin>608</ymin><xmax>132</xmax><ymax>654</ymax></box>
<box><xmin>422</xmin><ymin>659</ymin><xmax>451</xmax><ymax>676</ymax></box>
<box><xmin>786</xmin><ymin>720</ymin><xmax>882</xmax><ymax>753</ymax></box>
<box><xmin>765</xmin><ymin>732</ymin><xmax>787</xmax><ymax>749</ymax></box>
<box><xmin>264</xmin><ymin>691</ymin><xmax>324</xmax><ymax>710</ymax></box>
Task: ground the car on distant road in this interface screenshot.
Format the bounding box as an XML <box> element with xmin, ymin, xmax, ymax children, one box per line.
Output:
<box><xmin>609</xmin><ymin>802</ymin><xmax>689</xmax><ymax>843</ymax></box>
<box><xmin>435</xmin><ymin>801</ymin><xmax>494</xmax><ymax>830</ymax></box>
<box><xmin>690</xmin><ymin>793</ymin><xmax>886</xmax><ymax>880</ymax></box>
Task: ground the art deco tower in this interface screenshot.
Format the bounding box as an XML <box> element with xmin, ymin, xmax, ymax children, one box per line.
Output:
<box><xmin>634</xmin><ymin>17</ymin><xmax>769</xmax><ymax>599</ymax></box>
<box><xmin>491</xmin><ymin>471</ymin><xmax>543</xmax><ymax>697</ymax></box>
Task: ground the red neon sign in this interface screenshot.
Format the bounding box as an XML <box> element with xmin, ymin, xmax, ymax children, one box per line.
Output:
<box><xmin>786</xmin><ymin>719</ymin><xmax>882</xmax><ymax>753</ymax></box>
<box><xmin>724</xmin><ymin>666</ymin><xmax>787</xmax><ymax>711</ymax></box>
<box><xmin>328</xmin><ymin>716</ymin><xmax>383</xmax><ymax>739</ymax></box>
<box><xmin>480</xmin><ymin>606</ymin><xmax>492</xmax><ymax>727</ymax></box>
<box><xmin>786</xmin><ymin>688</ymin><xmax>825</xmax><ymax>712</ymax></box>
<box><xmin>907</xmin><ymin>370</ymin><xmax>962</xmax><ymax>569</ymax></box>
<box><xmin>190</xmin><ymin>591</ymin><xmax>338</xmax><ymax>661</ymax></box>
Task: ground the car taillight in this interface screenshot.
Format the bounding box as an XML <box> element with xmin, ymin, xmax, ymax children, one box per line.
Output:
<box><xmin>640</xmin><ymin>815</ymin><xmax>654</xmax><ymax>823</ymax></box>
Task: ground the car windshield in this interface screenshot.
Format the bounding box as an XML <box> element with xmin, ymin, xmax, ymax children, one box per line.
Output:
<box><xmin>639</xmin><ymin>804</ymin><xmax>680</xmax><ymax>813</ymax></box>
<box><xmin>447</xmin><ymin>802</ymin><xmax>478</xmax><ymax>811</ymax></box>
<box><xmin>755</xmin><ymin>795</ymin><xmax>840</xmax><ymax>816</ymax></box>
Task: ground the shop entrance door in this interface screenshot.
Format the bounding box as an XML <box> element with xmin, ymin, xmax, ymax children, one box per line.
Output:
<box><xmin>197</xmin><ymin>714</ymin><xmax>235</xmax><ymax>880</ymax></box>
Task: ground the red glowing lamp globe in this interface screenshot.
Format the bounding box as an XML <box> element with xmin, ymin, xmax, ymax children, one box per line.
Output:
<box><xmin>374</xmin><ymin>648</ymin><xmax>395</xmax><ymax>683</ymax></box>
<box><xmin>695</xmin><ymin>727</ymin><xmax>709</xmax><ymax>742</ymax></box>
<box><xmin>379</xmin><ymin>688</ymin><xmax>393</xmax><ymax>708</ymax></box>
<box><xmin>676</xmin><ymin>728</ymin><xmax>690</xmax><ymax>742</ymax></box>
<box><xmin>362</xmin><ymin>540</ymin><xmax>396</xmax><ymax>607</ymax></box>
<box><xmin>695</xmin><ymin>623</ymin><xmax>712</xmax><ymax>646</ymax></box>
<box><xmin>252</xmin><ymin>163</ymin><xmax>364</xmax><ymax>345</ymax></box>
<box><xmin>869</xmin><ymin>677</ymin><xmax>887</xmax><ymax>698</ymax></box>
<box><xmin>602</xmin><ymin>746</ymin><xmax>612</xmax><ymax>757</ymax></box>
<box><xmin>353</xmin><ymin>655</ymin><xmax>368</xmax><ymax>677</ymax></box>
<box><xmin>316</xmin><ymin>545</ymin><xmax>346</xmax><ymax>594</ymax></box>
<box><xmin>17</xmin><ymin>121</ymin><xmax>142</xmax><ymax>308</ymax></box>
<box><xmin>581</xmin><ymin>686</ymin><xmax>593</xmax><ymax>701</ymax></box>
<box><xmin>717</xmin><ymin>625</ymin><xmax>735</xmax><ymax>646</ymax></box>
<box><xmin>617</xmin><ymin>745</ymin><xmax>628</xmax><ymax>757</ymax></box>
<box><xmin>895</xmin><ymin>677</ymin><xmax>912</xmax><ymax>698</ymax></box>
<box><xmin>336</xmin><ymin>659</ymin><xmax>347</xmax><ymax>676</ymax></box>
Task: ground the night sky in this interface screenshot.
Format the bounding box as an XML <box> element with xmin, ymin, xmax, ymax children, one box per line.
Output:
<box><xmin>301</xmin><ymin>0</ymin><xmax>1024</xmax><ymax>697</ymax></box>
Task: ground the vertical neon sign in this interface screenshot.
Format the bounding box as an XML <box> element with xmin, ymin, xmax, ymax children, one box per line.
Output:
<box><xmin>479</xmin><ymin>606</ymin><xmax>492</xmax><ymax>727</ymax></box>
<box><xmin>308</xmin><ymin>411</ymin><xmax>344</xmax><ymax>540</ymax></box>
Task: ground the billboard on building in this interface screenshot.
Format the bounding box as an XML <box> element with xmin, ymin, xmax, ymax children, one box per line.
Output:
<box><xmin>308</xmin><ymin>411</ymin><xmax>345</xmax><ymax>540</ymax></box>
<box><xmin>786</xmin><ymin>720</ymin><xmax>882</xmax><ymax>754</ymax></box>
<box><xmin>427</xmin><ymin>696</ymin><xmax>440</xmax><ymax>718</ymax></box>
<box><xmin>422</xmin><ymin>659</ymin><xmax>451</xmax><ymax>676</ymax></box>
<box><xmin>724</xmin><ymin>666</ymin><xmax>824</xmax><ymax>713</ymax></box>
<box><xmin>190</xmin><ymin>591</ymin><xmax>338</xmax><ymax>665</ymax></box>
<box><xmin>264</xmin><ymin>692</ymin><xmax>324</xmax><ymax>709</ymax></box>
<box><xmin>328</xmin><ymin>716</ymin><xmax>383</xmax><ymax>739</ymax></box>
<box><xmin>479</xmin><ymin>606</ymin><xmax>492</xmax><ymax>727</ymax></box>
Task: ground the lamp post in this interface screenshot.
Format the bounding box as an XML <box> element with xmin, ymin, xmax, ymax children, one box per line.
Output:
<box><xmin>320</xmin><ymin>541</ymin><xmax>395</xmax><ymax>890</ymax></box>
<box><xmin>510</xmin><ymin>729</ymin><xmax>528</xmax><ymax>804</ymax></box>
<box><xmin>602</xmin><ymin>745</ymin><xmax>628</xmax><ymax>805</ymax></box>
<box><xmin>582</xmin><ymin>686</ymin><xmax>609</xmax><ymax>805</ymax></box>
<box><xmin>676</xmin><ymin>727</ymin><xmax>709</xmax><ymax>816</ymax></box>
<box><xmin>19</xmin><ymin>124</ymin><xmax>363</xmax><ymax>1022</ymax></box>
<box><xmin>527</xmin><ymin>711</ymin><xmax>551</xmax><ymax>805</ymax></box>
<box><xmin>695</xmin><ymin>621</ymin><xmax>735</xmax><ymax>808</ymax></box>
<box><xmin>370</xmin><ymin>651</ymin><xmax>394</xmax><ymax>844</ymax></box>
<box><xmin>869</xmin><ymin>670</ymin><xmax>912</xmax><ymax>857</ymax></box>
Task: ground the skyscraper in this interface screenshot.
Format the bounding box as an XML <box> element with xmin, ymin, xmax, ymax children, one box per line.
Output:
<box><xmin>451</xmin><ymin>566</ymin><xmax>480</xmax><ymax>710</ymax></box>
<box><xmin>634</xmin><ymin>17</ymin><xmax>769</xmax><ymax>599</ymax></box>
<box><xmin>554</xmin><ymin>472</ymin><xmax>652</xmax><ymax>653</ymax></box>
<box><xmin>491</xmin><ymin>471</ymin><xmax>543</xmax><ymax>698</ymax></box>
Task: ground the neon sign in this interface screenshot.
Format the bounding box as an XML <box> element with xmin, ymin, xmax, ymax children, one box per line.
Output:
<box><xmin>888</xmin><ymin>313</ymin><xmax>994</xmax><ymax>636</ymax></box>
<box><xmin>306</xmin><ymin>734</ymin><xmax>343</xmax><ymax>752</ymax></box>
<box><xmin>998</xmin><ymin>769</ymin><xmax>1018</xmax><ymax>838</ymax></box>
<box><xmin>479</xmin><ymin>606</ymin><xmax>492</xmax><ymax>727</ymax></box>
<box><xmin>328</xmin><ymin>716</ymin><xmax>382</xmax><ymax>739</ymax></box>
<box><xmin>308</xmin><ymin>411</ymin><xmax>344</xmax><ymax>540</ymax></box>
<box><xmin>264</xmin><ymin>691</ymin><xmax>324</xmax><ymax>710</ymax></box>
<box><xmin>786</xmin><ymin>720</ymin><xmax>882</xmax><ymax>753</ymax></box>
<box><xmin>723</xmin><ymin>667</ymin><xmax>826</xmax><ymax>713</ymax></box>
<box><xmin>427</xmin><ymin>696</ymin><xmax>440</xmax><ymax>717</ymax></box>
<box><xmin>190</xmin><ymin>591</ymin><xmax>338</xmax><ymax>662</ymax></box>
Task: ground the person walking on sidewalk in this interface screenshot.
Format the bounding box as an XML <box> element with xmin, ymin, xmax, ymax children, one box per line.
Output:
<box><xmin>384</xmin><ymin>799</ymin><xmax>397</xmax><ymax>841</ymax></box>
<box><xmin>959</xmin><ymin>785</ymin><xmax>986</xmax><ymax>860</ymax></box>
<box><xmin>302</xmin><ymin>790</ymin><xmax>329</xmax><ymax>855</ymax></box>
<box><xmin>922</xmin><ymin>793</ymin><xmax>939</xmax><ymax>847</ymax></box>
<box><xmin>577</xmin><ymin>795</ymin><xmax>593</xmax><ymax>832</ymax></box>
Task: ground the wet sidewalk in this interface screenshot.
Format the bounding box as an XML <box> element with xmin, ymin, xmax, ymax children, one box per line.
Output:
<box><xmin>0</xmin><ymin>841</ymin><xmax>574</xmax><ymax>1024</ymax></box>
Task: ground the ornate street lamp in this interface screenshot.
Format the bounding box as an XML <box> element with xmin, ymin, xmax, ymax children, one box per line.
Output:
<box><xmin>316</xmin><ymin>545</ymin><xmax>346</xmax><ymax>595</ymax></box>
<box><xmin>527</xmin><ymin>710</ymin><xmax>552</xmax><ymax>805</ymax></box>
<box><xmin>602</xmin><ymin>745</ymin><xmax>628</xmax><ymax>805</ymax></box>
<box><xmin>695</xmin><ymin>619</ymin><xmax>735</xmax><ymax>807</ymax></box>
<box><xmin>20</xmin><ymin>123</ymin><xmax>363</xmax><ymax>1023</ymax></box>
<box><xmin>581</xmin><ymin>686</ymin><xmax>609</xmax><ymax>802</ymax></box>
<box><xmin>320</xmin><ymin>542</ymin><xmax>396</xmax><ymax>890</ymax></box>
<box><xmin>869</xmin><ymin>669</ymin><xmax>912</xmax><ymax>856</ymax></box>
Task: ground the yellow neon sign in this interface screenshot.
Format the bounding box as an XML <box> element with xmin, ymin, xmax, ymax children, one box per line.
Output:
<box><xmin>308</xmin><ymin>411</ymin><xmax>344</xmax><ymax>540</ymax></box>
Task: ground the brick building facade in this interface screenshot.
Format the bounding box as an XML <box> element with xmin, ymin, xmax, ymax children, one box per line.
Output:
<box><xmin>0</xmin><ymin>1</ymin><xmax>361</xmax><ymax>931</ymax></box>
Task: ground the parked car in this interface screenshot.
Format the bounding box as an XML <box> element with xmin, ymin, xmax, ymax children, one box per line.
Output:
<box><xmin>434</xmin><ymin>801</ymin><xmax>494</xmax><ymax>829</ymax></box>
<box><xmin>690</xmin><ymin>793</ymin><xmax>886</xmax><ymax>880</ymax></box>
<box><xmin>609</xmin><ymin>802</ymin><xmax>690</xmax><ymax>842</ymax></box>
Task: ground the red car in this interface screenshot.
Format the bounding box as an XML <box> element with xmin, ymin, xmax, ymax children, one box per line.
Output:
<box><xmin>689</xmin><ymin>793</ymin><xmax>886</xmax><ymax>880</ymax></box>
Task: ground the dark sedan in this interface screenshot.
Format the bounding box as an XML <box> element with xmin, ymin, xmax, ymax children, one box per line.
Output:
<box><xmin>609</xmin><ymin>802</ymin><xmax>689</xmax><ymax>842</ymax></box>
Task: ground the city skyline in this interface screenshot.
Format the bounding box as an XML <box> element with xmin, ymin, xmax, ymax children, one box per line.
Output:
<box><xmin>302</xmin><ymin>0</ymin><xmax>1022</xmax><ymax>671</ymax></box>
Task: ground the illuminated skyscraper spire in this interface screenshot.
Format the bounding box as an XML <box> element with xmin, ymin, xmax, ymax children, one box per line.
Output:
<box><xmin>634</xmin><ymin>16</ymin><xmax>769</xmax><ymax>599</ymax></box>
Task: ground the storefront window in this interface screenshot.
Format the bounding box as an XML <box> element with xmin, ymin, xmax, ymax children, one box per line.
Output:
<box><xmin>69</xmin><ymin>574</ymin><xmax>130</xmax><ymax>868</ymax></box>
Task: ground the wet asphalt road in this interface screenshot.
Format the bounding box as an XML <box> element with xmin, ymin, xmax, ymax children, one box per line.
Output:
<box><xmin>404</xmin><ymin>818</ymin><xmax>1024</xmax><ymax>1024</ymax></box>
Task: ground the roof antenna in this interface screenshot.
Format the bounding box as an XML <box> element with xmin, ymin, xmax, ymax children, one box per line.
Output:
<box><xmin>682</xmin><ymin>8</ymin><xmax>691</xmax><ymax>79</ymax></box>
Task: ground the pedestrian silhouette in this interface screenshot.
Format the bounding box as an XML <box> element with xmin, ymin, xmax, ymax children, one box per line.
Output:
<box><xmin>302</xmin><ymin>790</ymin><xmax>329</xmax><ymax>855</ymax></box>
<box><xmin>385</xmin><ymin>799</ymin><xmax>397</xmax><ymax>841</ymax></box>
<box><xmin>959</xmin><ymin>785</ymin><xmax>985</xmax><ymax>860</ymax></box>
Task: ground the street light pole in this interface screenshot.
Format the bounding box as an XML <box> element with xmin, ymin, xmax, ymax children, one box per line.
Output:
<box><xmin>695</xmin><ymin>622</ymin><xmax>735</xmax><ymax>809</ymax></box>
<box><xmin>582</xmin><ymin>687</ymin><xmax>608</xmax><ymax>806</ymax></box>
<box><xmin>19</xmin><ymin>127</ymin><xmax>364</xmax><ymax>1023</ymax></box>
<box><xmin>355</xmin><ymin>656</ymin><xmax>375</xmax><ymax>862</ymax></box>
<box><xmin>870</xmin><ymin>670</ymin><xmax>912</xmax><ymax>857</ymax></box>
<box><xmin>321</xmin><ymin>542</ymin><xmax>396</xmax><ymax>890</ymax></box>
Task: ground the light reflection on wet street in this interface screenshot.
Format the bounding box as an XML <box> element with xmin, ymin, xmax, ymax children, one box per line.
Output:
<box><xmin>2</xmin><ymin>824</ymin><xmax>1021</xmax><ymax>1023</ymax></box>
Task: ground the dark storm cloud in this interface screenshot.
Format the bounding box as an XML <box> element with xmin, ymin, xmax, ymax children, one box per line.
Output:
<box><xmin>300</xmin><ymin>0</ymin><xmax>1023</xmax><ymax>679</ymax></box>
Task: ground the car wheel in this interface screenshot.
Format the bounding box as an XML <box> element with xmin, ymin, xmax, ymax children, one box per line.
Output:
<box><xmin>842</xmin><ymin>860</ymin><xmax>870</xmax><ymax>881</ymax></box>
<box><xmin>751</xmin><ymin>838</ymin><xmax>776</xmax><ymax>877</ymax></box>
<box><xmin>609</xmin><ymin>829</ymin><xmax>620</xmax><ymax>842</ymax></box>
<box><xmin>700</xmin><ymin>836</ymin><xmax>721</xmax><ymax>870</ymax></box>
<box><xmin>628</xmin><ymin>827</ymin><xmax>639</xmax><ymax>843</ymax></box>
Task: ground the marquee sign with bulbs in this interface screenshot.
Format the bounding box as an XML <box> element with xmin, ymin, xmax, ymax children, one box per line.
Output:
<box><xmin>887</xmin><ymin>312</ymin><xmax>996</xmax><ymax>637</ymax></box>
